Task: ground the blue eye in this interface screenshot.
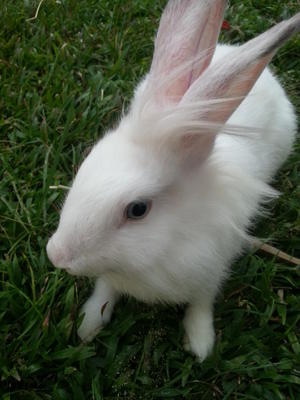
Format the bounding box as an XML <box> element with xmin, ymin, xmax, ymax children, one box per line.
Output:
<box><xmin>125</xmin><ymin>200</ymin><xmax>152</xmax><ymax>220</ymax></box>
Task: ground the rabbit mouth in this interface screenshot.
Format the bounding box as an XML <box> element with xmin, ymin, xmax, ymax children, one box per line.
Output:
<box><xmin>47</xmin><ymin>234</ymin><xmax>114</xmax><ymax>278</ymax></box>
<box><xmin>62</xmin><ymin>256</ymin><xmax>104</xmax><ymax>278</ymax></box>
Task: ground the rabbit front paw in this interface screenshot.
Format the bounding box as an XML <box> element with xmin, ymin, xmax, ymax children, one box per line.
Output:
<box><xmin>77</xmin><ymin>278</ymin><xmax>118</xmax><ymax>342</ymax></box>
<box><xmin>183</xmin><ymin>328</ymin><xmax>215</xmax><ymax>361</ymax></box>
<box><xmin>77</xmin><ymin>298</ymin><xmax>107</xmax><ymax>342</ymax></box>
<box><xmin>183</xmin><ymin>303</ymin><xmax>215</xmax><ymax>361</ymax></box>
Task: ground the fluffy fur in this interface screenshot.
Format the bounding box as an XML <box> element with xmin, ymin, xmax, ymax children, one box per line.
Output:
<box><xmin>47</xmin><ymin>0</ymin><xmax>299</xmax><ymax>360</ymax></box>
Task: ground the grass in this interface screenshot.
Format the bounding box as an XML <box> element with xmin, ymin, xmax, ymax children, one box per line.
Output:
<box><xmin>0</xmin><ymin>0</ymin><xmax>299</xmax><ymax>399</ymax></box>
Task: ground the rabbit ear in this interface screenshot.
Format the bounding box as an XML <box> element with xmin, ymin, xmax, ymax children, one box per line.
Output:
<box><xmin>181</xmin><ymin>12</ymin><xmax>300</xmax><ymax>124</ymax></box>
<box><xmin>151</xmin><ymin>12</ymin><xmax>300</xmax><ymax>170</ymax></box>
<box><xmin>149</xmin><ymin>0</ymin><xmax>227</xmax><ymax>105</ymax></box>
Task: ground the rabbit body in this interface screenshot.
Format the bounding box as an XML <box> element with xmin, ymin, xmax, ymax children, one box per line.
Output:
<box><xmin>75</xmin><ymin>46</ymin><xmax>296</xmax><ymax>357</ymax></box>
<box><xmin>74</xmin><ymin>46</ymin><xmax>296</xmax><ymax>358</ymax></box>
<box><xmin>47</xmin><ymin>1</ymin><xmax>299</xmax><ymax>361</ymax></box>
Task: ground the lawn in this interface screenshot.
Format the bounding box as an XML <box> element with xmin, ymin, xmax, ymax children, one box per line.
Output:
<box><xmin>0</xmin><ymin>0</ymin><xmax>299</xmax><ymax>399</ymax></box>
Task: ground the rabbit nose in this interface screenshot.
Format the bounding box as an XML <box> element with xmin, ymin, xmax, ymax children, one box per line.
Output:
<box><xmin>46</xmin><ymin>236</ymin><xmax>69</xmax><ymax>268</ymax></box>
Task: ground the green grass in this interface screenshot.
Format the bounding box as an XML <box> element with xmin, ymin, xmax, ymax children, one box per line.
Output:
<box><xmin>0</xmin><ymin>0</ymin><xmax>299</xmax><ymax>399</ymax></box>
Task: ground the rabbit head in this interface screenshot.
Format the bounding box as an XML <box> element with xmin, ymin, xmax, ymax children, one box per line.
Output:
<box><xmin>47</xmin><ymin>0</ymin><xmax>300</xmax><ymax>283</ymax></box>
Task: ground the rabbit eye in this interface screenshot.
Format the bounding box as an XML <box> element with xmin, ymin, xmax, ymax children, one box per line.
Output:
<box><xmin>125</xmin><ymin>200</ymin><xmax>152</xmax><ymax>220</ymax></box>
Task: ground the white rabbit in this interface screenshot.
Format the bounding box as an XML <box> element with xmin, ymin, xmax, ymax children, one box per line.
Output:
<box><xmin>47</xmin><ymin>0</ymin><xmax>299</xmax><ymax>361</ymax></box>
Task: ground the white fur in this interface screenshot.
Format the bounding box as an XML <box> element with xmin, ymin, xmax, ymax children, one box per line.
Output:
<box><xmin>77</xmin><ymin>278</ymin><xmax>119</xmax><ymax>341</ymax></box>
<box><xmin>47</xmin><ymin>1</ymin><xmax>298</xmax><ymax>361</ymax></box>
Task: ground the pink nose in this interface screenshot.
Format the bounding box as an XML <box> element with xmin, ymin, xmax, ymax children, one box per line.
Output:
<box><xmin>46</xmin><ymin>236</ymin><xmax>68</xmax><ymax>268</ymax></box>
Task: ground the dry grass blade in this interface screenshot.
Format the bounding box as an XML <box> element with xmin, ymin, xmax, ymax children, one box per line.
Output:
<box><xmin>253</xmin><ymin>239</ymin><xmax>300</xmax><ymax>266</ymax></box>
<box><xmin>26</xmin><ymin>0</ymin><xmax>46</xmax><ymax>22</ymax></box>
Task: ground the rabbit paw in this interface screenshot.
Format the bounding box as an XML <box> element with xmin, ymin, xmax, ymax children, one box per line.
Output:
<box><xmin>183</xmin><ymin>329</ymin><xmax>215</xmax><ymax>361</ymax></box>
<box><xmin>77</xmin><ymin>297</ymin><xmax>107</xmax><ymax>342</ymax></box>
<box><xmin>77</xmin><ymin>279</ymin><xmax>118</xmax><ymax>342</ymax></box>
<box><xmin>183</xmin><ymin>303</ymin><xmax>215</xmax><ymax>361</ymax></box>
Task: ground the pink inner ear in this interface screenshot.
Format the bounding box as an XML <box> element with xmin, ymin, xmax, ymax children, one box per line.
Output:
<box><xmin>149</xmin><ymin>0</ymin><xmax>227</xmax><ymax>105</ymax></box>
<box><xmin>182</xmin><ymin>53</ymin><xmax>272</xmax><ymax>124</ymax></box>
<box><xmin>211</xmin><ymin>55</ymin><xmax>271</xmax><ymax>124</ymax></box>
<box><xmin>180</xmin><ymin>11</ymin><xmax>300</xmax><ymax>124</ymax></box>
